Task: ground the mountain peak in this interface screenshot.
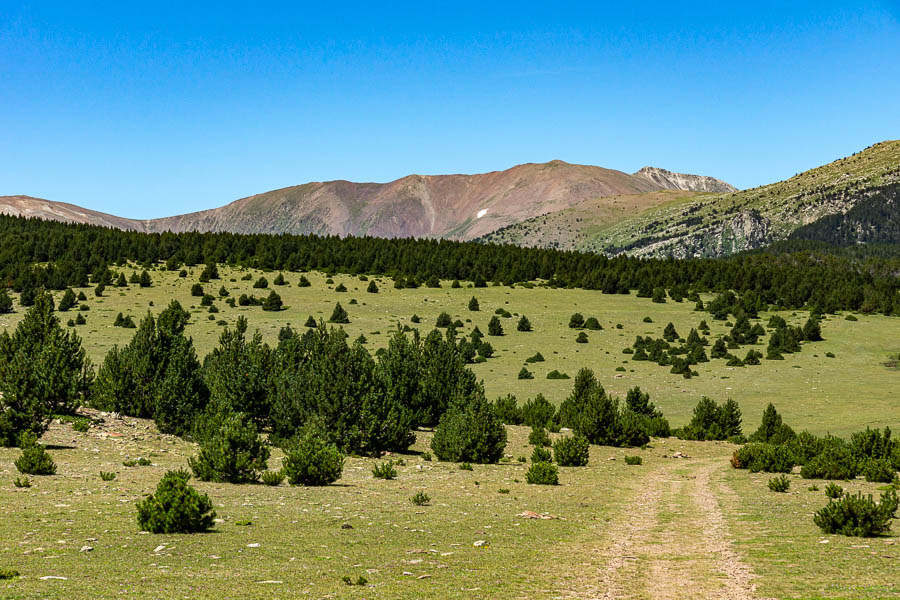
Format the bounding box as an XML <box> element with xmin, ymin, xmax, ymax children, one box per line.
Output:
<box><xmin>634</xmin><ymin>166</ymin><xmax>737</xmax><ymax>193</ymax></box>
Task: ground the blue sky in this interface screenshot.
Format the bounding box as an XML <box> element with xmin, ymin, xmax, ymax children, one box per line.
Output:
<box><xmin>1</xmin><ymin>1</ymin><xmax>898</xmax><ymax>218</ymax></box>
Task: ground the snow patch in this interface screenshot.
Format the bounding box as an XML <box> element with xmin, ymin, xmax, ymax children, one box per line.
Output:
<box><xmin>476</xmin><ymin>209</ymin><xmax>488</xmax><ymax>219</ymax></box>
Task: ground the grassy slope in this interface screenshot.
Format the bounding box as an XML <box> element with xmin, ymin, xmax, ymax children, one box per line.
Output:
<box><xmin>1</xmin><ymin>267</ymin><xmax>899</xmax><ymax>599</ymax></box>
<box><xmin>484</xmin><ymin>141</ymin><xmax>900</xmax><ymax>257</ymax></box>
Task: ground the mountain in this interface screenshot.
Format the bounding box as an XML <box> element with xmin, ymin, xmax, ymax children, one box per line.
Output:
<box><xmin>0</xmin><ymin>195</ymin><xmax>144</xmax><ymax>231</ymax></box>
<box><xmin>143</xmin><ymin>161</ymin><xmax>733</xmax><ymax>240</ymax></box>
<box><xmin>0</xmin><ymin>161</ymin><xmax>735</xmax><ymax>241</ymax></box>
<box><xmin>480</xmin><ymin>141</ymin><xmax>900</xmax><ymax>257</ymax></box>
<box><xmin>633</xmin><ymin>167</ymin><xmax>737</xmax><ymax>193</ymax></box>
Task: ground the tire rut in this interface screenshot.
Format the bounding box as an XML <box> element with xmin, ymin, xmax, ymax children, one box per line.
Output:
<box><xmin>556</xmin><ymin>458</ymin><xmax>767</xmax><ymax>600</ymax></box>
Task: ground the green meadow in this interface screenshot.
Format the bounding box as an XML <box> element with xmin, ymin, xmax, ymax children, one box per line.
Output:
<box><xmin>1</xmin><ymin>266</ymin><xmax>899</xmax><ymax>599</ymax></box>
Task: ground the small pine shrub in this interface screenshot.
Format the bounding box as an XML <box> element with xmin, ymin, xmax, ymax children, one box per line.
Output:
<box><xmin>554</xmin><ymin>435</ymin><xmax>589</xmax><ymax>466</ymax></box>
<box><xmin>768</xmin><ymin>474</ymin><xmax>790</xmax><ymax>492</ymax></box>
<box><xmin>137</xmin><ymin>457</ymin><xmax>152</xmax><ymax>466</ymax></box>
<box><xmin>100</xmin><ymin>471</ymin><xmax>117</xmax><ymax>481</ymax></box>
<box><xmin>521</xmin><ymin>394</ymin><xmax>556</xmax><ymax>428</ymax></box>
<box><xmin>575</xmin><ymin>331</ymin><xmax>588</xmax><ymax>343</ymax></box>
<box><xmin>282</xmin><ymin>435</ymin><xmax>344</xmax><ymax>486</ymax></box>
<box><xmin>518</xmin><ymin>367</ymin><xmax>534</xmax><ymax>380</ymax></box>
<box><xmin>14</xmin><ymin>436</ymin><xmax>57</xmax><ymax>475</ymax></box>
<box><xmin>526</xmin><ymin>462</ymin><xmax>559</xmax><ymax>485</ymax></box>
<box><xmin>525</xmin><ymin>352</ymin><xmax>545</xmax><ymax>363</ymax></box>
<box><xmin>814</xmin><ymin>490</ymin><xmax>899</xmax><ymax>537</ymax></box>
<box><xmin>531</xmin><ymin>446</ymin><xmax>552</xmax><ymax>463</ymax></box>
<box><xmin>825</xmin><ymin>482</ymin><xmax>844</xmax><ymax>499</ymax></box>
<box><xmin>13</xmin><ymin>476</ymin><xmax>31</xmax><ymax>488</ymax></box>
<box><xmin>372</xmin><ymin>461</ymin><xmax>398</xmax><ymax>480</ymax></box>
<box><xmin>0</xmin><ymin>568</ymin><xmax>20</xmax><ymax>579</ymax></box>
<box><xmin>624</xmin><ymin>455</ymin><xmax>642</xmax><ymax>465</ymax></box>
<box><xmin>421</xmin><ymin>451</ymin><xmax>432</xmax><ymax>462</ymax></box>
<box><xmin>459</xmin><ymin>462</ymin><xmax>473</xmax><ymax>471</ymax></box>
<box><xmin>546</xmin><ymin>369</ymin><xmax>570</xmax><ymax>379</ymax></box>
<box><xmin>528</xmin><ymin>426</ymin><xmax>551</xmax><ymax>447</ymax></box>
<box><xmin>863</xmin><ymin>458</ymin><xmax>897</xmax><ymax>483</ymax></box>
<box><xmin>261</xmin><ymin>470</ymin><xmax>285</xmax><ymax>486</ymax></box>
<box><xmin>498</xmin><ymin>488</ymin><xmax>510</xmax><ymax>494</ymax></box>
<box><xmin>136</xmin><ymin>470</ymin><xmax>216</xmax><ymax>534</ymax></box>
<box><xmin>189</xmin><ymin>411</ymin><xmax>270</xmax><ymax>484</ymax></box>
<box><xmin>410</xmin><ymin>491</ymin><xmax>431</xmax><ymax>506</ymax></box>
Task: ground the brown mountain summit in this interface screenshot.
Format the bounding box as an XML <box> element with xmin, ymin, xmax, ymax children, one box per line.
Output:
<box><xmin>0</xmin><ymin>160</ymin><xmax>735</xmax><ymax>240</ymax></box>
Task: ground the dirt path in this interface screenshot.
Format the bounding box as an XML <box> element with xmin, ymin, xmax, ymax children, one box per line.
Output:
<box><xmin>559</xmin><ymin>457</ymin><xmax>767</xmax><ymax>600</ymax></box>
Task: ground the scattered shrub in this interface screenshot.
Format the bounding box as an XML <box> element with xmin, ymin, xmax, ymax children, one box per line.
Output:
<box><xmin>531</xmin><ymin>446</ymin><xmax>552</xmax><ymax>462</ymax></box>
<box><xmin>517</xmin><ymin>315</ymin><xmax>532</xmax><ymax>331</ymax></box>
<box><xmin>863</xmin><ymin>458</ymin><xmax>898</xmax><ymax>483</ymax></box>
<box><xmin>14</xmin><ymin>435</ymin><xmax>57</xmax><ymax>475</ymax></box>
<box><xmin>13</xmin><ymin>476</ymin><xmax>31</xmax><ymax>488</ymax></box>
<box><xmin>575</xmin><ymin>332</ymin><xmax>589</xmax><ymax>343</ymax></box>
<box><xmin>526</xmin><ymin>461</ymin><xmax>559</xmax><ymax>485</ymax></box>
<box><xmin>525</xmin><ymin>352</ymin><xmax>545</xmax><ymax>363</ymax></box>
<box><xmin>459</xmin><ymin>462</ymin><xmax>473</xmax><ymax>471</ymax></box>
<box><xmin>528</xmin><ymin>426</ymin><xmax>551</xmax><ymax>447</ymax></box>
<box><xmin>624</xmin><ymin>455</ymin><xmax>642</xmax><ymax>465</ymax></box>
<box><xmin>518</xmin><ymin>367</ymin><xmax>534</xmax><ymax>380</ymax></box>
<box><xmin>546</xmin><ymin>370</ymin><xmax>569</xmax><ymax>379</ymax></box>
<box><xmin>431</xmin><ymin>391</ymin><xmax>507</xmax><ymax>464</ymax></box>
<box><xmin>0</xmin><ymin>568</ymin><xmax>20</xmax><ymax>579</ymax></box>
<box><xmin>136</xmin><ymin>469</ymin><xmax>216</xmax><ymax>534</ymax></box>
<box><xmin>372</xmin><ymin>461</ymin><xmax>398</xmax><ymax>480</ymax></box>
<box><xmin>825</xmin><ymin>482</ymin><xmax>844</xmax><ymax>499</ymax></box>
<box><xmin>492</xmin><ymin>394</ymin><xmax>523</xmax><ymax>425</ymax></box>
<box><xmin>554</xmin><ymin>435</ymin><xmax>589</xmax><ymax>466</ymax></box>
<box><xmin>410</xmin><ymin>491</ymin><xmax>431</xmax><ymax>506</ymax></box>
<box><xmin>329</xmin><ymin>302</ymin><xmax>350</xmax><ymax>323</ymax></box>
<box><xmin>189</xmin><ymin>409</ymin><xmax>270</xmax><ymax>484</ymax></box>
<box><xmin>814</xmin><ymin>490</ymin><xmax>898</xmax><ymax>537</ymax></box>
<box><xmin>568</xmin><ymin>313</ymin><xmax>584</xmax><ymax>328</ymax></box>
<box><xmin>261</xmin><ymin>470</ymin><xmax>285</xmax><ymax>486</ymax></box>
<box><xmin>100</xmin><ymin>471</ymin><xmax>117</xmax><ymax>481</ymax></box>
<box><xmin>768</xmin><ymin>474</ymin><xmax>791</xmax><ymax>492</ymax></box>
<box><xmin>282</xmin><ymin>434</ymin><xmax>344</xmax><ymax>486</ymax></box>
<box><xmin>730</xmin><ymin>443</ymin><xmax>795</xmax><ymax>473</ymax></box>
<box><xmin>521</xmin><ymin>394</ymin><xmax>556</xmax><ymax>428</ymax></box>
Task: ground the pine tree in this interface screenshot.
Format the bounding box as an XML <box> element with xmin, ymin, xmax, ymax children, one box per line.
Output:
<box><xmin>0</xmin><ymin>292</ymin><xmax>91</xmax><ymax>445</ymax></box>
<box><xmin>0</xmin><ymin>289</ymin><xmax>12</xmax><ymax>314</ymax></box>
<box><xmin>58</xmin><ymin>288</ymin><xmax>77</xmax><ymax>312</ymax></box>
<box><xmin>468</xmin><ymin>296</ymin><xmax>479</xmax><ymax>311</ymax></box>
<box><xmin>367</xmin><ymin>280</ymin><xmax>378</xmax><ymax>293</ymax></box>
<box><xmin>262</xmin><ymin>290</ymin><xmax>283</xmax><ymax>312</ymax></box>
<box><xmin>329</xmin><ymin>302</ymin><xmax>349</xmax><ymax>323</ymax></box>
<box><xmin>517</xmin><ymin>315</ymin><xmax>532</xmax><ymax>332</ymax></box>
<box><xmin>139</xmin><ymin>271</ymin><xmax>152</xmax><ymax>287</ymax></box>
<box><xmin>488</xmin><ymin>316</ymin><xmax>503</xmax><ymax>336</ymax></box>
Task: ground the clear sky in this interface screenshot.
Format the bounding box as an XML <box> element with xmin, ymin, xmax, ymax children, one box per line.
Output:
<box><xmin>2</xmin><ymin>2</ymin><xmax>899</xmax><ymax>218</ymax></box>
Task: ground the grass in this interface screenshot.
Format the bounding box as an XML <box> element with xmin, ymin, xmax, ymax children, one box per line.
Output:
<box><xmin>1</xmin><ymin>266</ymin><xmax>899</xmax><ymax>598</ymax></box>
<box><xmin>1</xmin><ymin>266</ymin><xmax>894</xmax><ymax>436</ymax></box>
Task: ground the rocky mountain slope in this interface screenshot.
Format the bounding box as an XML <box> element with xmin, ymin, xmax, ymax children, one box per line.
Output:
<box><xmin>482</xmin><ymin>141</ymin><xmax>900</xmax><ymax>257</ymax></box>
<box><xmin>0</xmin><ymin>161</ymin><xmax>734</xmax><ymax>241</ymax></box>
<box><xmin>633</xmin><ymin>167</ymin><xmax>737</xmax><ymax>193</ymax></box>
<box><xmin>0</xmin><ymin>195</ymin><xmax>144</xmax><ymax>231</ymax></box>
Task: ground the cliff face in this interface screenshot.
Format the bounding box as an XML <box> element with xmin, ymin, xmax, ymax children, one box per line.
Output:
<box><xmin>633</xmin><ymin>167</ymin><xmax>737</xmax><ymax>193</ymax></box>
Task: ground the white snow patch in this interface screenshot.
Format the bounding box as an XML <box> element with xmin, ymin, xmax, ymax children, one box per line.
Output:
<box><xmin>476</xmin><ymin>209</ymin><xmax>488</xmax><ymax>219</ymax></box>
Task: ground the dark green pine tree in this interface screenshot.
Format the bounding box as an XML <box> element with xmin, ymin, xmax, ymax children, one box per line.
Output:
<box><xmin>488</xmin><ymin>316</ymin><xmax>503</xmax><ymax>336</ymax></box>
<box><xmin>329</xmin><ymin>302</ymin><xmax>349</xmax><ymax>323</ymax></box>
<box><xmin>58</xmin><ymin>288</ymin><xmax>77</xmax><ymax>312</ymax></box>
<box><xmin>0</xmin><ymin>291</ymin><xmax>91</xmax><ymax>446</ymax></box>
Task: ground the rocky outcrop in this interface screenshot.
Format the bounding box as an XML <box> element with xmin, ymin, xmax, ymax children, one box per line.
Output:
<box><xmin>633</xmin><ymin>167</ymin><xmax>737</xmax><ymax>193</ymax></box>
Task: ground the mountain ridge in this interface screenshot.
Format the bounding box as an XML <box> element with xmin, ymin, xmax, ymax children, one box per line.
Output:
<box><xmin>0</xmin><ymin>160</ymin><xmax>735</xmax><ymax>240</ymax></box>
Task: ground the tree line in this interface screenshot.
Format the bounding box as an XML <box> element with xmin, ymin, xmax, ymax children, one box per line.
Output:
<box><xmin>0</xmin><ymin>213</ymin><xmax>898</xmax><ymax>315</ymax></box>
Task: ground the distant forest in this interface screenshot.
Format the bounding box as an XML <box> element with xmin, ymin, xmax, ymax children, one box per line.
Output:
<box><xmin>789</xmin><ymin>184</ymin><xmax>900</xmax><ymax>246</ymax></box>
<box><xmin>0</xmin><ymin>213</ymin><xmax>898</xmax><ymax>315</ymax></box>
